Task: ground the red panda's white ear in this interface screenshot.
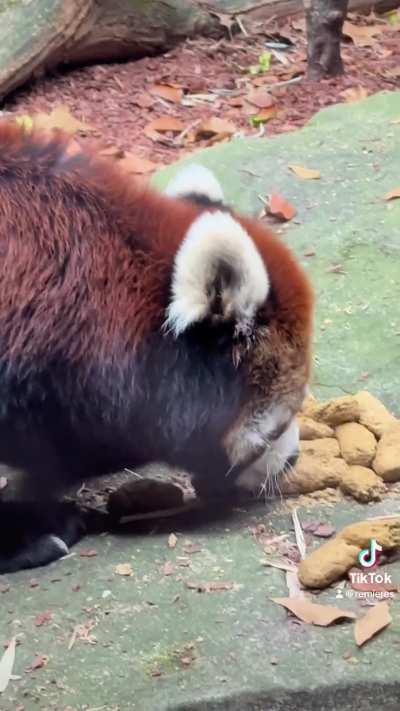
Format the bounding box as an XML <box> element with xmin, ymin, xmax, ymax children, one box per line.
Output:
<box><xmin>165</xmin><ymin>211</ymin><xmax>269</xmax><ymax>337</ymax></box>
<box><xmin>164</xmin><ymin>164</ymin><xmax>224</xmax><ymax>202</ymax></box>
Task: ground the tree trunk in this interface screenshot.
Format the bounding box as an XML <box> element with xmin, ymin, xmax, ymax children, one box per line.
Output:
<box><xmin>0</xmin><ymin>0</ymin><xmax>398</xmax><ymax>103</ymax></box>
<box><xmin>304</xmin><ymin>0</ymin><xmax>350</xmax><ymax>79</ymax></box>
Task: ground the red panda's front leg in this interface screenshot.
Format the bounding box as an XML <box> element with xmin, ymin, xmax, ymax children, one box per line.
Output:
<box><xmin>0</xmin><ymin>500</ymin><xmax>85</xmax><ymax>573</ymax></box>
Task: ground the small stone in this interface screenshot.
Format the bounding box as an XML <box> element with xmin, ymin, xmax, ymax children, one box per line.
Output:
<box><xmin>300</xmin><ymin>438</ymin><xmax>340</xmax><ymax>458</ymax></box>
<box><xmin>373</xmin><ymin>423</ymin><xmax>400</xmax><ymax>481</ymax></box>
<box><xmin>297</xmin><ymin>416</ymin><xmax>334</xmax><ymax>440</ymax></box>
<box><xmin>339</xmin><ymin>465</ymin><xmax>386</xmax><ymax>503</ymax></box>
<box><xmin>355</xmin><ymin>390</ymin><xmax>397</xmax><ymax>438</ymax></box>
<box><xmin>335</xmin><ymin>422</ymin><xmax>377</xmax><ymax>466</ymax></box>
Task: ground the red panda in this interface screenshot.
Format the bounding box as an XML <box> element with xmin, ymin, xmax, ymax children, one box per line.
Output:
<box><xmin>0</xmin><ymin>123</ymin><xmax>314</xmax><ymax>573</ymax></box>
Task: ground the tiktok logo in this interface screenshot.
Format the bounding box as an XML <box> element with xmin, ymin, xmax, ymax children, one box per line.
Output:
<box><xmin>358</xmin><ymin>538</ymin><xmax>383</xmax><ymax>568</ymax></box>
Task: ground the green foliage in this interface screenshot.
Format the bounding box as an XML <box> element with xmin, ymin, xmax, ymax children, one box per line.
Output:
<box><xmin>249</xmin><ymin>51</ymin><xmax>271</xmax><ymax>75</ymax></box>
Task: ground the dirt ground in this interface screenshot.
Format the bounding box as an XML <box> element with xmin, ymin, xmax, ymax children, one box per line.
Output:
<box><xmin>4</xmin><ymin>12</ymin><xmax>400</xmax><ymax>168</ymax></box>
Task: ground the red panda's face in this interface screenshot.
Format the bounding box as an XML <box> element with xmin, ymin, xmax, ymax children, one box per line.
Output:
<box><xmin>165</xmin><ymin>165</ymin><xmax>314</xmax><ymax>496</ymax></box>
<box><xmin>224</xmin><ymin>322</ymin><xmax>310</xmax><ymax>495</ymax></box>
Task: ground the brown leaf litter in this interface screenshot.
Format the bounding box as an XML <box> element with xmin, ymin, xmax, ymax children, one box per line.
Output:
<box><xmin>4</xmin><ymin>13</ymin><xmax>400</xmax><ymax>168</ymax></box>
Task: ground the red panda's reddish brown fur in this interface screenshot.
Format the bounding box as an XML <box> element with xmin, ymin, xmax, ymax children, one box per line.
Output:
<box><xmin>0</xmin><ymin>123</ymin><xmax>312</xmax><ymax>359</ymax></box>
<box><xmin>0</xmin><ymin>122</ymin><xmax>314</xmax><ymax>573</ymax></box>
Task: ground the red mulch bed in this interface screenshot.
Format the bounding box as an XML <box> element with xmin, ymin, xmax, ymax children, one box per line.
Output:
<box><xmin>4</xmin><ymin>13</ymin><xmax>400</xmax><ymax>168</ymax></box>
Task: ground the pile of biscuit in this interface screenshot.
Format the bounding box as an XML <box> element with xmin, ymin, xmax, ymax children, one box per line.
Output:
<box><xmin>281</xmin><ymin>390</ymin><xmax>400</xmax><ymax>503</ymax></box>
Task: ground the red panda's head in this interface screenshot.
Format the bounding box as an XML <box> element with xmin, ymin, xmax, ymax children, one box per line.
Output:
<box><xmin>164</xmin><ymin>165</ymin><xmax>314</xmax><ymax>496</ymax></box>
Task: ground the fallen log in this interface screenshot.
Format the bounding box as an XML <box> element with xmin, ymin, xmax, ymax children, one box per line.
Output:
<box><xmin>0</xmin><ymin>0</ymin><xmax>398</xmax><ymax>103</ymax></box>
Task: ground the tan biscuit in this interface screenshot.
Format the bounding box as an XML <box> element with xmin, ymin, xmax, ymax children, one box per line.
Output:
<box><xmin>372</xmin><ymin>423</ymin><xmax>400</xmax><ymax>482</ymax></box>
<box><xmin>309</xmin><ymin>395</ymin><xmax>360</xmax><ymax>426</ymax></box>
<box><xmin>297</xmin><ymin>415</ymin><xmax>334</xmax><ymax>440</ymax></box>
<box><xmin>355</xmin><ymin>390</ymin><xmax>397</xmax><ymax>438</ymax></box>
<box><xmin>335</xmin><ymin>422</ymin><xmax>376</xmax><ymax>466</ymax></box>
<box><xmin>339</xmin><ymin>465</ymin><xmax>386</xmax><ymax>503</ymax></box>
<box><xmin>300</xmin><ymin>438</ymin><xmax>340</xmax><ymax>458</ymax></box>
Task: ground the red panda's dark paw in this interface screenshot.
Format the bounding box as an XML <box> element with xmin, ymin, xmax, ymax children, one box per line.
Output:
<box><xmin>0</xmin><ymin>533</ymin><xmax>72</xmax><ymax>574</ymax></box>
<box><xmin>0</xmin><ymin>501</ymin><xmax>86</xmax><ymax>574</ymax></box>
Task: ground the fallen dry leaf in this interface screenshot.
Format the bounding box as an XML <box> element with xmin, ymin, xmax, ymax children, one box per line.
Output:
<box><xmin>168</xmin><ymin>533</ymin><xmax>178</xmax><ymax>549</ymax></box>
<box><xmin>34</xmin><ymin>611</ymin><xmax>53</xmax><ymax>627</ymax></box>
<box><xmin>64</xmin><ymin>138</ymin><xmax>82</xmax><ymax>158</ymax></box>
<box><xmin>354</xmin><ymin>601</ymin><xmax>391</xmax><ymax>646</ymax></box>
<box><xmin>226</xmin><ymin>96</ymin><xmax>244</xmax><ymax>108</ymax></box>
<box><xmin>262</xmin><ymin>558</ymin><xmax>297</xmax><ymax>573</ymax></box>
<box><xmin>183</xmin><ymin>543</ymin><xmax>202</xmax><ymax>555</ymax></box>
<box><xmin>341</xmin><ymin>86</ymin><xmax>369</xmax><ymax>103</ymax></box>
<box><xmin>0</xmin><ymin>637</ymin><xmax>16</xmax><ymax>693</ymax></box>
<box><xmin>194</xmin><ymin>117</ymin><xmax>236</xmax><ymax>142</ymax></box>
<box><xmin>288</xmin><ymin>164</ymin><xmax>321</xmax><ymax>180</ymax></box>
<box><xmin>384</xmin><ymin>187</ymin><xmax>400</xmax><ymax>201</ymax></box>
<box><xmin>177</xmin><ymin>557</ymin><xmax>190</xmax><ymax>567</ymax></box>
<box><xmin>267</xmin><ymin>192</ymin><xmax>296</xmax><ymax>221</ymax></box>
<box><xmin>68</xmin><ymin>620</ymin><xmax>97</xmax><ymax>650</ymax></box>
<box><xmin>133</xmin><ymin>93</ymin><xmax>154</xmax><ymax>110</ymax></box>
<box><xmin>246</xmin><ymin>89</ymin><xmax>274</xmax><ymax>109</ymax></box>
<box><xmin>180</xmin><ymin>656</ymin><xmax>193</xmax><ymax>666</ymax></box>
<box><xmin>115</xmin><ymin>563</ymin><xmax>134</xmax><ymax>577</ymax></box>
<box><xmin>25</xmin><ymin>653</ymin><xmax>48</xmax><ymax>673</ymax></box>
<box><xmin>271</xmin><ymin>597</ymin><xmax>356</xmax><ymax>626</ymax></box>
<box><xmin>185</xmin><ymin>580</ymin><xmax>234</xmax><ymax>592</ymax></box>
<box><xmin>79</xmin><ymin>549</ymin><xmax>97</xmax><ymax>558</ymax></box>
<box><xmin>149</xmin><ymin>84</ymin><xmax>183</xmax><ymax>104</ymax></box>
<box><xmin>313</xmin><ymin>523</ymin><xmax>336</xmax><ymax>538</ymax></box>
<box><xmin>144</xmin><ymin>117</ymin><xmax>186</xmax><ymax>141</ymax></box>
<box><xmin>343</xmin><ymin>21</ymin><xmax>382</xmax><ymax>47</ymax></box>
<box><xmin>119</xmin><ymin>153</ymin><xmax>158</xmax><ymax>175</ymax></box>
<box><xmin>33</xmin><ymin>105</ymin><xmax>94</xmax><ymax>135</ymax></box>
<box><xmin>291</xmin><ymin>17</ymin><xmax>306</xmax><ymax>31</ymax></box>
<box><xmin>99</xmin><ymin>145</ymin><xmax>125</xmax><ymax>159</ymax></box>
<box><xmin>326</xmin><ymin>263</ymin><xmax>345</xmax><ymax>274</ymax></box>
<box><xmin>207</xmin><ymin>581</ymin><xmax>234</xmax><ymax>592</ymax></box>
<box><xmin>162</xmin><ymin>561</ymin><xmax>175</xmax><ymax>576</ymax></box>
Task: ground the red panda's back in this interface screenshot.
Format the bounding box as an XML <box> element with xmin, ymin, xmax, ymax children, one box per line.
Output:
<box><xmin>0</xmin><ymin>123</ymin><xmax>192</xmax><ymax>366</ymax></box>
